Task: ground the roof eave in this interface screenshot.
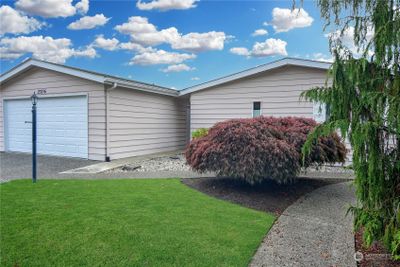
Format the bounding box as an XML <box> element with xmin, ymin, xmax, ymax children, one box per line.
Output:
<box><xmin>179</xmin><ymin>58</ymin><xmax>331</xmax><ymax>96</ymax></box>
<box><xmin>0</xmin><ymin>59</ymin><xmax>105</xmax><ymax>85</ymax></box>
<box><xmin>0</xmin><ymin>59</ymin><xmax>179</xmax><ymax>97</ymax></box>
<box><xmin>104</xmin><ymin>78</ymin><xmax>179</xmax><ymax>97</ymax></box>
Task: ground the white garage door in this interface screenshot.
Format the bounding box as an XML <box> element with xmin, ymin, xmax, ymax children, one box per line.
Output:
<box><xmin>4</xmin><ymin>95</ymin><xmax>88</xmax><ymax>158</ymax></box>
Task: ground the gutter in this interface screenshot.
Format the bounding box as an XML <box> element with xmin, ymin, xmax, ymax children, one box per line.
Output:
<box><xmin>104</xmin><ymin>78</ymin><xmax>178</xmax><ymax>97</ymax></box>
<box><xmin>105</xmin><ymin>82</ymin><xmax>117</xmax><ymax>162</ymax></box>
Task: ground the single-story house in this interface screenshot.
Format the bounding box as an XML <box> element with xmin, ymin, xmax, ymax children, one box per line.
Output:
<box><xmin>0</xmin><ymin>57</ymin><xmax>330</xmax><ymax>161</ymax></box>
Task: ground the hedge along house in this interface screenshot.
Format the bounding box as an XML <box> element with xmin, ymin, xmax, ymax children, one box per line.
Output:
<box><xmin>0</xmin><ymin>57</ymin><xmax>330</xmax><ymax>161</ymax></box>
<box><xmin>0</xmin><ymin>58</ymin><xmax>189</xmax><ymax>161</ymax></box>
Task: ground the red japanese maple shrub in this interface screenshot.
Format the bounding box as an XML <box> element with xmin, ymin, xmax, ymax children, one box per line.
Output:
<box><xmin>185</xmin><ymin>116</ymin><xmax>347</xmax><ymax>184</ymax></box>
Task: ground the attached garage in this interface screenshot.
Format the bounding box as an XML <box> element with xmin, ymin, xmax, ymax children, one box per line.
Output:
<box><xmin>0</xmin><ymin>58</ymin><xmax>188</xmax><ymax>161</ymax></box>
<box><xmin>1</xmin><ymin>57</ymin><xmax>340</xmax><ymax>162</ymax></box>
<box><xmin>3</xmin><ymin>95</ymin><xmax>88</xmax><ymax>158</ymax></box>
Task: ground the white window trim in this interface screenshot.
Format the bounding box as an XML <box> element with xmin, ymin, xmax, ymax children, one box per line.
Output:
<box><xmin>252</xmin><ymin>101</ymin><xmax>262</xmax><ymax>118</ymax></box>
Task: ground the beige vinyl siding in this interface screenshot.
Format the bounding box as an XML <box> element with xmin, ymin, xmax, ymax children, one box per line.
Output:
<box><xmin>0</xmin><ymin>67</ymin><xmax>106</xmax><ymax>160</ymax></box>
<box><xmin>0</xmin><ymin>94</ymin><xmax>3</xmax><ymax>152</ymax></box>
<box><xmin>190</xmin><ymin>65</ymin><xmax>327</xmax><ymax>132</ymax></box>
<box><xmin>108</xmin><ymin>87</ymin><xmax>187</xmax><ymax>160</ymax></box>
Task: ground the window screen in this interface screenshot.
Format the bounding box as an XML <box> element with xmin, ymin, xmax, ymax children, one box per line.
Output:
<box><xmin>253</xmin><ymin>101</ymin><xmax>261</xmax><ymax>117</ymax></box>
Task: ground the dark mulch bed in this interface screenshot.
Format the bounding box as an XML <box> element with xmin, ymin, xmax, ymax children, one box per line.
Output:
<box><xmin>181</xmin><ymin>177</ymin><xmax>346</xmax><ymax>216</ymax></box>
<box><xmin>355</xmin><ymin>228</ymin><xmax>400</xmax><ymax>267</ymax></box>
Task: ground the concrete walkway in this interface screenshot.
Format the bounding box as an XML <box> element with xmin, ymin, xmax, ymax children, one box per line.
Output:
<box><xmin>250</xmin><ymin>182</ymin><xmax>356</xmax><ymax>267</ymax></box>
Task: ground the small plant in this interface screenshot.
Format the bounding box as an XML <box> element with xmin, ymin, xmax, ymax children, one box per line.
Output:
<box><xmin>191</xmin><ymin>128</ymin><xmax>209</xmax><ymax>139</ymax></box>
<box><xmin>185</xmin><ymin>116</ymin><xmax>346</xmax><ymax>184</ymax></box>
<box><xmin>391</xmin><ymin>230</ymin><xmax>400</xmax><ymax>260</ymax></box>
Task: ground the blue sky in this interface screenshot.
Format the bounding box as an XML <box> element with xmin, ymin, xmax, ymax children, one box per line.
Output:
<box><xmin>0</xmin><ymin>0</ymin><xmax>333</xmax><ymax>89</ymax></box>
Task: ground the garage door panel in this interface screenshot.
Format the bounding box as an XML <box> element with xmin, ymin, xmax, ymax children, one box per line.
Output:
<box><xmin>4</xmin><ymin>99</ymin><xmax>32</xmax><ymax>153</ymax></box>
<box><xmin>4</xmin><ymin>95</ymin><xmax>88</xmax><ymax>158</ymax></box>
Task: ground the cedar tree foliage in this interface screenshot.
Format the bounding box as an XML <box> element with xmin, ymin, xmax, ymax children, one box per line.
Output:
<box><xmin>300</xmin><ymin>0</ymin><xmax>400</xmax><ymax>258</ymax></box>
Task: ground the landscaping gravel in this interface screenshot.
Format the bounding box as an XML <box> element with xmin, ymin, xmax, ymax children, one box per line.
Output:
<box><xmin>110</xmin><ymin>153</ymin><xmax>191</xmax><ymax>172</ymax></box>
<box><xmin>109</xmin><ymin>152</ymin><xmax>354</xmax><ymax>178</ymax></box>
<box><xmin>304</xmin><ymin>165</ymin><xmax>354</xmax><ymax>174</ymax></box>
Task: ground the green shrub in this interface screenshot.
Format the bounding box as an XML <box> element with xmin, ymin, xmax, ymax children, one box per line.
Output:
<box><xmin>191</xmin><ymin>128</ymin><xmax>209</xmax><ymax>139</ymax></box>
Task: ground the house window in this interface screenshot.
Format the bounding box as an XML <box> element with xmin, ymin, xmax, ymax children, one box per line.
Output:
<box><xmin>313</xmin><ymin>102</ymin><xmax>327</xmax><ymax>122</ymax></box>
<box><xmin>253</xmin><ymin>101</ymin><xmax>261</xmax><ymax>117</ymax></box>
<box><xmin>326</xmin><ymin>104</ymin><xmax>331</xmax><ymax>121</ymax></box>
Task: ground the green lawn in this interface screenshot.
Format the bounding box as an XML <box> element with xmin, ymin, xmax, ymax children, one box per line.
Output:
<box><xmin>0</xmin><ymin>179</ymin><xmax>274</xmax><ymax>267</ymax></box>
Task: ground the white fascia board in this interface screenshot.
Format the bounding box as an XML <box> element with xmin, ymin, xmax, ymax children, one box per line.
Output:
<box><xmin>105</xmin><ymin>78</ymin><xmax>179</xmax><ymax>97</ymax></box>
<box><xmin>0</xmin><ymin>59</ymin><xmax>105</xmax><ymax>84</ymax></box>
<box><xmin>1</xmin><ymin>59</ymin><xmax>179</xmax><ymax>97</ymax></box>
<box><xmin>179</xmin><ymin>58</ymin><xmax>331</xmax><ymax>96</ymax></box>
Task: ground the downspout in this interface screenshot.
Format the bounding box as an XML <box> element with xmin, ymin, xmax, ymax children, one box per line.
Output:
<box><xmin>105</xmin><ymin>82</ymin><xmax>117</xmax><ymax>162</ymax></box>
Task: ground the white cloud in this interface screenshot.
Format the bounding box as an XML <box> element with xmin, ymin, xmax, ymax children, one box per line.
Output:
<box><xmin>171</xmin><ymin>31</ymin><xmax>227</xmax><ymax>52</ymax></box>
<box><xmin>230</xmin><ymin>38</ymin><xmax>287</xmax><ymax>57</ymax></box>
<box><xmin>130</xmin><ymin>49</ymin><xmax>196</xmax><ymax>65</ymax></box>
<box><xmin>91</xmin><ymin>35</ymin><xmax>119</xmax><ymax>50</ymax></box>
<box><xmin>136</xmin><ymin>0</ymin><xmax>198</xmax><ymax>11</ymax></box>
<box><xmin>68</xmin><ymin>14</ymin><xmax>110</xmax><ymax>30</ymax></box>
<box><xmin>115</xmin><ymin>16</ymin><xmax>157</xmax><ymax>35</ymax></box>
<box><xmin>119</xmin><ymin>42</ymin><xmax>154</xmax><ymax>53</ymax></box>
<box><xmin>230</xmin><ymin>47</ymin><xmax>250</xmax><ymax>56</ymax></box>
<box><xmin>327</xmin><ymin>26</ymin><xmax>374</xmax><ymax>57</ymax></box>
<box><xmin>161</xmin><ymin>63</ymin><xmax>195</xmax><ymax>72</ymax></box>
<box><xmin>252</xmin><ymin>29</ymin><xmax>268</xmax><ymax>37</ymax></box>
<box><xmin>73</xmin><ymin>46</ymin><xmax>96</xmax><ymax>58</ymax></box>
<box><xmin>114</xmin><ymin>16</ymin><xmax>172</xmax><ymax>46</ymax></box>
<box><xmin>311</xmin><ymin>53</ymin><xmax>333</xmax><ymax>62</ymax></box>
<box><xmin>191</xmin><ymin>76</ymin><xmax>200</xmax><ymax>81</ymax></box>
<box><xmin>90</xmin><ymin>35</ymin><xmax>154</xmax><ymax>53</ymax></box>
<box><xmin>0</xmin><ymin>5</ymin><xmax>44</xmax><ymax>35</ymax></box>
<box><xmin>75</xmin><ymin>0</ymin><xmax>89</xmax><ymax>14</ymax></box>
<box><xmin>251</xmin><ymin>38</ymin><xmax>287</xmax><ymax>57</ymax></box>
<box><xmin>15</xmin><ymin>0</ymin><xmax>89</xmax><ymax>18</ymax></box>
<box><xmin>115</xmin><ymin>16</ymin><xmax>228</xmax><ymax>51</ymax></box>
<box><xmin>0</xmin><ymin>35</ymin><xmax>96</xmax><ymax>63</ymax></box>
<box><xmin>0</xmin><ymin>46</ymin><xmax>24</xmax><ymax>59</ymax></box>
<box><xmin>270</xmin><ymin>8</ymin><xmax>313</xmax><ymax>33</ymax></box>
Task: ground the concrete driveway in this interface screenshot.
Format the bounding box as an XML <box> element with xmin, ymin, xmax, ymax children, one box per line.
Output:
<box><xmin>0</xmin><ymin>152</ymin><xmax>208</xmax><ymax>181</ymax></box>
<box><xmin>0</xmin><ymin>152</ymin><xmax>97</xmax><ymax>181</ymax></box>
<box><xmin>1</xmin><ymin>151</ymin><xmax>354</xmax><ymax>183</ymax></box>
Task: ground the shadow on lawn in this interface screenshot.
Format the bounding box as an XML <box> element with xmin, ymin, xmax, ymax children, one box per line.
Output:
<box><xmin>182</xmin><ymin>177</ymin><xmax>349</xmax><ymax>216</ymax></box>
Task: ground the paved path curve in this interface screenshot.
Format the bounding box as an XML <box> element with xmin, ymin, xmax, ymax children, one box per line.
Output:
<box><xmin>250</xmin><ymin>182</ymin><xmax>356</xmax><ymax>267</ymax></box>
